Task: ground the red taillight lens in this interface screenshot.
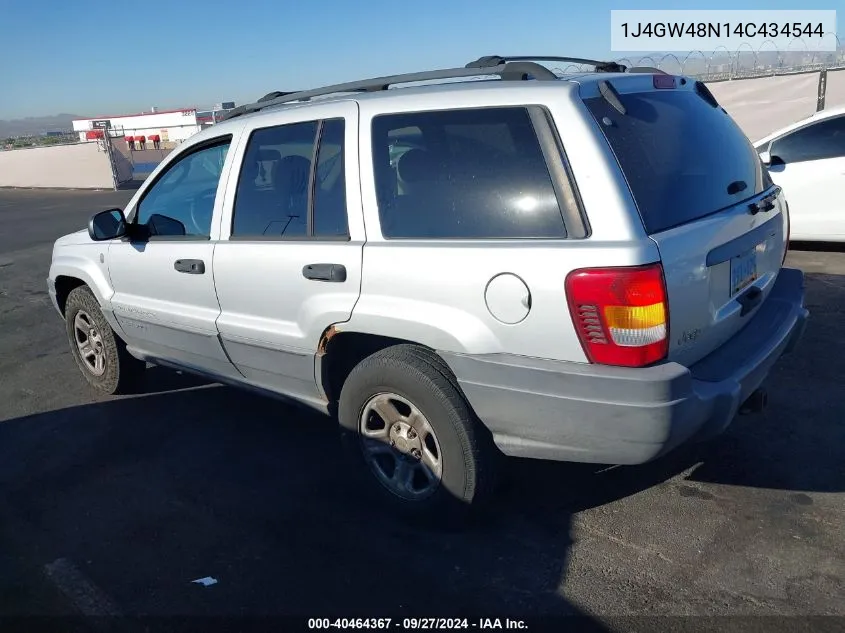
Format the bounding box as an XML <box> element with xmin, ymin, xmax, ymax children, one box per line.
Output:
<box><xmin>782</xmin><ymin>199</ymin><xmax>791</xmax><ymax>265</ymax></box>
<box><xmin>565</xmin><ymin>264</ymin><xmax>669</xmax><ymax>368</ymax></box>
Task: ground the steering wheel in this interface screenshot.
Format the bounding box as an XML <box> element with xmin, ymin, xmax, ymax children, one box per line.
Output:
<box><xmin>189</xmin><ymin>189</ymin><xmax>216</xmax><ymax>235</ymax></box>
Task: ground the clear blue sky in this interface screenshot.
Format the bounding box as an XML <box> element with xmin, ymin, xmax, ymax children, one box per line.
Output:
<box><xmin>0</xmin><ymin>0</ymin><xmax>841</xmax><ymax>119</ymax></box>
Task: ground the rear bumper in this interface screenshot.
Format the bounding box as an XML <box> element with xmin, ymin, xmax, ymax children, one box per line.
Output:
<box><xmin>440</xmin><ymin>267</ymin><xmax>808</xmax><ymax>465</ymax></box>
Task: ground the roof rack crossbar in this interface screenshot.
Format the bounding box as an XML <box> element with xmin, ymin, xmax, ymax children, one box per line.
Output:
<box><xmin>497</xmin><ymin>61</ymin><xmax>559</xmax><ymax>81</ymax></box>
<box><xmin>222</xmin><ymin>61</ymin><xmax>563</xmax><ymax>121</ymax></box>
<box><xmin>467</xmin><ymin>55</ymin><xmax>627</xmax><ymax>73</ymax></box>
<box><xmin>222</xmin><ymin>54</ymin><xmax>632</xmax><ymax>122</ymax></box>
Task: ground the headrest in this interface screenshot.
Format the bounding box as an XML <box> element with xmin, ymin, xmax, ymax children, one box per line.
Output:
<box><xmin>397</xmin><ymin>148</ymin><xmax>440</xmax><ymax>183</ymax></box>
<box><xmin>256</xmin><ymin>148</ymin><xmax>282</xmax><ymax>163</ymax></box>
<box><xmin>275</xmin><ymin>155</ymin><xmax>311</xmax><ymax>193</ymax></box>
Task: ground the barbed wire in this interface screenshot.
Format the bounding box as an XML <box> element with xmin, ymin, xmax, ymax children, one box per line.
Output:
<box><xmin>550</xmin><ymin>32</ymin><xmax>844</xmax><ymax>81</ymax></box>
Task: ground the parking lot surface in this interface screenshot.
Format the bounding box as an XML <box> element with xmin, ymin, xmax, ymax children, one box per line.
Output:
<box><xmin>0</xmin><ymin>189</ymin><xmax>843</xmax><ymax>629</ymax></box>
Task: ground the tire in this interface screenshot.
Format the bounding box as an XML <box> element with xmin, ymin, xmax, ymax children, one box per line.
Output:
<box><xmin>64</xmin><ymin>286</ymin><xmax>144</xmax><ymax>395</ymax></box>
<box><xmin>338</xmin><ymin>344</ymin><xmax>499</xmax><ymax>525</ymax></box>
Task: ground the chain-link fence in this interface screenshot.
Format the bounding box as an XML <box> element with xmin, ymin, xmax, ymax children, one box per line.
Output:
<box><xmin>83</xmin><ymin>123</ymin><xmax>175</xmax><ymax>183</ymax></box>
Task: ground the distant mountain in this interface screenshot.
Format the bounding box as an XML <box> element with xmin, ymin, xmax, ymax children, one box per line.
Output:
<box><xmin>0</xmin><ymin>114</ymin><xmax>79</xmax><ymax>138</ymax></box>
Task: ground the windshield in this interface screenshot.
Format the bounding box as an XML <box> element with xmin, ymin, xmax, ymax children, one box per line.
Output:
<box><xmin>584</xmin><ymin>88</ymin><xmax>772</xmax><ymax>234</ymax></box>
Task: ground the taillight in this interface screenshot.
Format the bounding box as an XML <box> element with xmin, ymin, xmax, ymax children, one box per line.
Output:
<box><xmin>782</xmin><ymin>199</ymin><xmax>791</xmax><ymax>265</ymax></box>
<box><xmin>565</xmin><ymin>264</ymin><xmax>669</xmax><ymax>368</ymax></box>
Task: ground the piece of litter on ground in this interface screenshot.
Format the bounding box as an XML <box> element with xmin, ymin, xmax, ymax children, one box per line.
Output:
<box><xmin>191</xmin><ymin>576</ymin><xmax>218</xmax><ymax>587</ymax></box>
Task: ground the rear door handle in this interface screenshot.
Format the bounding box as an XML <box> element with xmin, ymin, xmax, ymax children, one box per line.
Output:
<box><xmin>302</xmin><ymin>263</ymin><xmax>346</xmax><ymax>282</ymax></box>
<box><xmin>174</xmin><ymin>259</ymin><xmax>205</xmax><ymax>274</ymax></box>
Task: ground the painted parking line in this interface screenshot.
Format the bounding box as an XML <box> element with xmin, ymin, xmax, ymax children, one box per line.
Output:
<box><xmin>43</xmin><ymin>558</ymin><xmax>122</xmax><ymax>617</ymax></box>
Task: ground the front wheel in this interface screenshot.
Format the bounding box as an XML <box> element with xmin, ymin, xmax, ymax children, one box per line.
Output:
<box><xmin>64</xmin><ymin>285</ymin><xmax>144</xmax><ymax>395</ymax></box>
<box><xmin>338</xmin><ymin>345</ymin><xmax>499</xmax><ymax>525</ymax></box>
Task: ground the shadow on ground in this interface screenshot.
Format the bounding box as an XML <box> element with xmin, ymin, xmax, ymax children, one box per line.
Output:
<box><xmin>789</xmin><ymin>241</ymin><xmax>845</xmax><ymax>254</ymax></box>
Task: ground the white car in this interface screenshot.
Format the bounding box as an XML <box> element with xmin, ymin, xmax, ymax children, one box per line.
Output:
<box><xmin>754</xmin><ymin>106</ymin><xmax>845</xmax><ymax>242</ymax></box>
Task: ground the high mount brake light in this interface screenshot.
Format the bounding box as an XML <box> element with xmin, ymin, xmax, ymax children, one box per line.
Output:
<box><xmin>653</xmin><ymin>75</ymin><xmax>676</xmax><ymax>89</ymax></box>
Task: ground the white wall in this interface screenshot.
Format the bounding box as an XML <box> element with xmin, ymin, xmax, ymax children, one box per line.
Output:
<box><xmin>0</xmin><ymin>142</ymin><xmax>115</xmax><ymax>189</ymax></box>
<box><xmin>706</xmin><ymin>73</ymin><xmax>822</xmax><ymax>142</ymax></box>
<box><xmin>825</xmin><ymin>69</ymin><xmax>845</xmax><ymax>110</ymax></box>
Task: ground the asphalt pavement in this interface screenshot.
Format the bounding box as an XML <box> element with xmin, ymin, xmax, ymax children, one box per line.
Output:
<box><xmin>0</xmin><ymin>189</ymin><xmax>843</xmax><ymax>631</ymax></box>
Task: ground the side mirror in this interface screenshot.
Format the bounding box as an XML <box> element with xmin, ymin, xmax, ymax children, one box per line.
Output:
<box><xmin>148</xmin><ymin>213</ymin><xmax>186</xmax><ymax>237</ymax></box>
<box><xmin>760</xmin><ymin>147</ymin><xmax>786</xmax><ymax>167</ymax></box>
<box><xmin>88</xmin><ymin>208</ymin><xmax>126</xmax><ymax>241</ymax></box>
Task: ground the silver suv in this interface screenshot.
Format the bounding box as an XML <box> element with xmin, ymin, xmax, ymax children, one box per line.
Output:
<box><xmin>48</xmin><ymin>56</ymin><xmax>809</xmax><ymax>522</ymax></box>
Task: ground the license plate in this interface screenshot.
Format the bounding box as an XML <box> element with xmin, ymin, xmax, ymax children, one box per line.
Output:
<box><xmin>731</xmin><ymin>247</ymin><xmax>758</xmax><ymax>295</ymax></box>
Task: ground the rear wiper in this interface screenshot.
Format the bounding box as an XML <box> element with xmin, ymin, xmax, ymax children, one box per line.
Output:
<box><xmin>598</xmin><ymin>80</ymin><xmax>626</xmax><ymax>115</ymax></box>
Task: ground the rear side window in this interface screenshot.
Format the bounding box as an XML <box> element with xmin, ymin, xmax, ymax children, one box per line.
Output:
<box><xmin>372</xmin><ymin>107</ymin><xmax>567</xmax><ymax>239</ymax></box>
<box><xmin>585</xmin><ymin>88</ymin><xmax>770</xmax><ymax>234</ymax></box>
<box><xmin>770</xmin><ymin>116</ymin><xmax>845</xmax><ymax>163</ymax></box>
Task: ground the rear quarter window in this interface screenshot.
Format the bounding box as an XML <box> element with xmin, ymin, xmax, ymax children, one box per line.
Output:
<box><xmin>585</xmin><ymin>88</ymin><xmax>771</xmax><ymax>234</ymax></box>
<box><xmin>371</xmin><ymin>107</ymin><xmax>568</xmax><ymax>239</ymax></box>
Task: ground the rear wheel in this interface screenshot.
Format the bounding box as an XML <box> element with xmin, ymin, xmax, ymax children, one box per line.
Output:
<box><xmin>64</xmin><ymin>286</ymin><xmax>144</xmax><ymax>395</ymax></box>
<box><xmin>338</xmin><ymin>345</ymin><xmax>499</xmax><ymax>525</ymax></box>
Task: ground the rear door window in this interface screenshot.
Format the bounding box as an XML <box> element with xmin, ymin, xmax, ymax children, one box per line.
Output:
<box><xmin>371</xmin><ymin>107</ymin><xmax>568</xmax><ymax>239</ymax></box>
<box><xmin>232</xmin><ymin>118</ymin><xmax>349</xmax><ymax>239</ymax></box>
<box><xmin>231</xmin><ymin>121</ymin><xmax>318</xmax><ymax>238</ymax></box>
<box><xmin>313</xmin><ymin>118</ymin><xmax>348</xmax><ymax>238</ymax></box>
<box><xmin>584</xmin><ymin>88</ymin><xmax>770</xmax><ymax>234</ymax></box>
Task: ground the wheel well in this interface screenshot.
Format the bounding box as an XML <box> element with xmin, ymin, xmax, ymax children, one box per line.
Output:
<box><xmin>320</xmin><ymin>331</ymin><xmax>431</xmax><ymax>404</ymax></box>
<box><xmin>54</xmin><ymin>276</ymin><xmax>86</xmax><ymax>315</ymax></box>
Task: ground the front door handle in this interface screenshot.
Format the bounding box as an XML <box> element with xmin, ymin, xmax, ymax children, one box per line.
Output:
<box><xmin>174</xmin><ymin>259</ymin><xmax>205</xmax><ymax>274</ymax></box>
<box><xmin>302</xmin><ymin>263</ymin><xmax>346</xmax><ymax>282</ymax></box>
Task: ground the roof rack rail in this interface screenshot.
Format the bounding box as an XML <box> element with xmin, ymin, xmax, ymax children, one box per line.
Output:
<box><xmin>221</xmin><ymin>60</ymin><xmax>565</xmax><ymax>121</ymax></box>
<box><xmin>222</xmin><ymin>55</ymin><xmax>628</xmax><ymax>122</ymax></box>
<box><xmin>466</xmin><ymin>55</ymin><xmax>627</xmax><ymax>74</ymax></box>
